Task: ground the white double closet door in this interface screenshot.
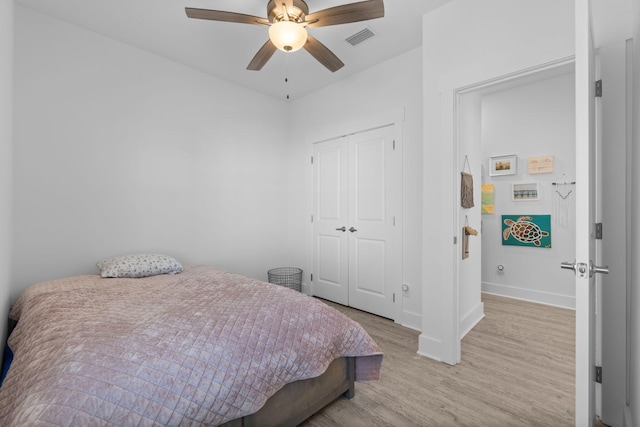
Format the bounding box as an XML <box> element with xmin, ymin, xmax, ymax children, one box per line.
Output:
<box><xmin>312</xmin><ymin>125</ymin><xmax>401</xmax><ymax>320</ymax></box>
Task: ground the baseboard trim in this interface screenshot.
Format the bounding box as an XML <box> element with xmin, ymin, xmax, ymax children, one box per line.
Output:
<box><xmin>623</xmin><ymin>404</ymin><xmax>633</xmax><ymax>427</ymax></box>
<box><xmin>417</xmin><ymin>334</ymin><xmax>442</xmax><ymax>362</ymax></box>
<box><xmin>301</xmin><ymin>282</ymin><xmax>312</xmax><ymax>295</ymax></box>
<box><xmin>460</xmin><ymin>302</ymin><xmax>484</xmax><ymax>339</ymax></box>
<box><xmin>397</xmin><ymin>311</ymin><xmax>422</xmax><ymax>332</ymax></box>
<box><xmin>482</xmin><ymin>282</ymin><xmax>575</xmax><ymax>309</ymax></box>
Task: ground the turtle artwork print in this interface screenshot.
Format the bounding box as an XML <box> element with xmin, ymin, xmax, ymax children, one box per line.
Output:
<box><xmin>502</xmin><ymin>215</ymin><xmax>551</xmax><ymax>248</ymax></box>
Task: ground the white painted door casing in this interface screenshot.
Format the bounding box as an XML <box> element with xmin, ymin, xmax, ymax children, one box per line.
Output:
<box><xmin>575</xmin><ymin>1</ymin><xmax>598</xmax><ymax>425</ymax></box>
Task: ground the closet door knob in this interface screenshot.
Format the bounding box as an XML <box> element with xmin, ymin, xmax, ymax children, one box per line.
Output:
<box><xmin>336</xmin><ymin>226</ymin><xmax>346</xmax><ymax>232</ymax></box>
<box><xmin>349</xmin><ymin>227</ymin><xmax>357</xmax><ymax>233</ymax></box>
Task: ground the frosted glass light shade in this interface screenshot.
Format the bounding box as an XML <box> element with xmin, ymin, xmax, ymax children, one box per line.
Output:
<box><xmin>269</xmin><ymin>21</ymin><xmax>307</xmax><ymax>52</ymax></box>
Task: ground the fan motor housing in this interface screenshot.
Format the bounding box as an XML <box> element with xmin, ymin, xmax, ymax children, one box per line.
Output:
<box><xmin>267</xmin><ymin>0</ymin><xmax>309</xmax><ymax>23</ymax></box>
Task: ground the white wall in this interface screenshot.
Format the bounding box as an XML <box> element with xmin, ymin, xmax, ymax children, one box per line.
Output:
<box><xmin>421</xmin><ymin>0</ymin><xmax>575</xmax><ymax>363</ymax></box>
<box><xmin>629</xmin><ymin>0</ymin><xmax>640</xmax><ymax>425</ymax></box>
<box><xmin>457</xmin><ymin>91</ymin><xmax>484</xmax><ymax>337</ymax></box>
<box><xmin>0</xmin><ymin>0</ymin><xmax>14</xmax><ymax>344</ymax></box>
<box><xmin>480</xmin><ymin>73</ymin><xmax>576</xmax><ymax>308</ymax></box>
<box><xmin>287</xmin><ymin>48</ymin><xmax>424</xmax><ymax>329</ymax></box>
<box><xmin>12</xmin><ymin>6</ymin><xmax>291</xmax><ymax>299</ymax></box>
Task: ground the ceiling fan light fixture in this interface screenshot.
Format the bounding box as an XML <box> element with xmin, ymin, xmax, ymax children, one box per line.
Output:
<box><xmin>269</xmin><ymin>21</ymin><xmax>307</xmax><ymax>52</ymax></box>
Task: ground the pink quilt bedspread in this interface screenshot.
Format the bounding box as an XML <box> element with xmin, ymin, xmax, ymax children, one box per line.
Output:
<box><xmin>0</xmin><ymin>265</ymin><xmax>382</xmax><ymax>426</ymax></box>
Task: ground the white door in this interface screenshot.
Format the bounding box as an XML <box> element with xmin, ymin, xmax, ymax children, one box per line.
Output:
<box><xmin>347</xmin><ymin>126</ymin><xmax>398</xmax><ymax>319</ymax></box>
<box><xmin>569</xmin><ymin>2</ymin><xmax>606</xmax><ymax>425</ymax></box>
<box><xmin>312</xmin><ymin>125</ymin><xmax>400</xmax><ymax>319</ymax></box>
<box><xmin>312</xmin><ymin>136</ymin><xmax>349</xmax><ymax>305</ymax></box>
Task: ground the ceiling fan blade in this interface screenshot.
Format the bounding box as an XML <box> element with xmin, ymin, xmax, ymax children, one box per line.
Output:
<box><xmin>247</xmin><ymin>40</ymin><xmax>278</xmax><ymax>71</ymax></box>
<box><xmin>305</xmin><ymin>0</ymin><xmax>384</xmax><ymax>28</ymax></box>
<box><xmin>303</xmin><ymin>34</ymin><xmax>344</xmax><ymax>72</ymax></box>
<box><xmin>185</xmin><ymin>8</ymin><xmax>268</xmax><ymax>26</ymax></box>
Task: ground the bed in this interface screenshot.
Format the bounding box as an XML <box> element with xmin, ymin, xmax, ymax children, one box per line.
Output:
<box><xmin>0</xmin><ymin>263</ymin><xmax>383</xmax><ymax>426</ymax></box>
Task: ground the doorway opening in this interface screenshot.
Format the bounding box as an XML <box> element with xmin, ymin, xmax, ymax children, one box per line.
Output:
<box><xmin>453</xmin><ymin>58</ymin><xmax>576</xmax><ymax>359</ymax></box>
<box><xmin>452</xmin><ymin>56</ymin><xmax>578</xmax><ymax>423</ymax></box>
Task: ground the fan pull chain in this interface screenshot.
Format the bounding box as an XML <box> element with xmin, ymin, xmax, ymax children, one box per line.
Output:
<box><xmin>285</xmin><ymin>53</ymin><xmax>291</xmax><ymax>100</ymax></box>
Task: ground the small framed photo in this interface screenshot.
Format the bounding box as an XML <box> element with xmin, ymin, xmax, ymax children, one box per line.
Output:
<box><xmin>489</xmin><ymin>155</ymin><xmax>517</xmax><ymax>176</ymax></box>
<box><xmin>512</xmin><ymin>182</ymin><xmax>539</xmax><ymax>201</ymax></box>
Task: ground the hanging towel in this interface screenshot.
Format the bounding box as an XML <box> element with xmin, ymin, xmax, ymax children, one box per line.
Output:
<box><xmin>461</xmin><ymin>156</ymin><xmax>474</xmax><ymax>208</ymax></box>
<box><xmin>461</xmin><ymin>172</ymin><xmax>474</xmax><ymax>208</ymax></box>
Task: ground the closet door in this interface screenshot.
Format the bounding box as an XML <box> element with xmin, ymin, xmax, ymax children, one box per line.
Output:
<box><xmin>312</xmin><ymin>125</ymin><xmax>400</xmax><ymax>320</ymax></box>
<box><xmin>312</xmin><ymin>137</ymin><xmax>349</xmax><ymax>305</ymax></box>
<box><xmin>347</xmin><ymin>126</ymin><xmax>398</xmax><ymax>319</ymax></box>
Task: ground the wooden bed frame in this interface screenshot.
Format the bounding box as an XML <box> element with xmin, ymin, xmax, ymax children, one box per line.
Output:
<box><xmin>222</xmin><ymin>357</ymin><xmax>355</xmax><ymax>427</ymax></box>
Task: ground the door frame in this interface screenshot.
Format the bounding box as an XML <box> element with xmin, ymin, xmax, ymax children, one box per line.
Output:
<box><xmin>575</xmin><ymin>0</ymin><xmax>598</xmax><ymax>423</ymax></box>
<box><xmin>435</xmin><ymin>56</ymin><xmax>576</xmax><ymax>365</ymax></box>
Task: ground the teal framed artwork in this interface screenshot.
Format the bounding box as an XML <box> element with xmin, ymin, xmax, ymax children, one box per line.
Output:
<box><xmin>502</xmin><ymin>215</ymin><xmax>551</xmax><ymax>248</ymax></box>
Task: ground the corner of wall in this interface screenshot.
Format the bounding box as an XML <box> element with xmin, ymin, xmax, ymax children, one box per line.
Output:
<box><xmin>0</xmin><ymin>0</ymin><xmax>14</xmax><ymax>357</ymax></box>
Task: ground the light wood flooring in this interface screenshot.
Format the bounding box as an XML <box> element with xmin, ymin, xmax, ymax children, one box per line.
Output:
<box><xmin>301</xmin><ymin>293</ymin><xmax>575</xmax><ymax>427</ymax></box>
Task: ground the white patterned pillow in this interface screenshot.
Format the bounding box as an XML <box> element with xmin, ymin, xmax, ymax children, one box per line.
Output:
<box><xmin>97</xmin><ymin>254</ymin><xmax>183</xmax><ymax>278</ymax></box>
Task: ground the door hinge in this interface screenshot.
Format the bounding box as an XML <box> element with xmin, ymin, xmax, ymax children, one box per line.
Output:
<box><xmin>595</xmin><ymin>222</ymin><xmax>603</xmax><ymax>239</ymax></box>
<box><xmin>595</xmin><ymin>80</ymin><xmax>603</xmax><ymax>97</ymax></box>
<box><xmin>393</xmin><ymin>216</ymin><xmax>396</xmax><ymax>226</ymax></box>
<box><xmin>311</xmin><ymin>214</ymin><xmax>314</xmax><ymax>223</ymax></box>
<box><xmin>393</xmin><ymin>140</ymin><xmax>396</xmax><ymax>150</ymax></box>
<box><xmin>595</xmin><ymin>366</ymin><xmax>602</xmax><ymax>383</ymax></box>
<box><xmin>393</xmin><ymin>293</ymin><xmax>395</xmax><ymax>303</ymax></box>
<box><xmin>310</xmin><ymin>273</ymin><xmax>313</xmax><ymax>282</ymax></box>
<box><xmin>453</xmin><ymin>236</ymin><xmax>457</xmax><ymax>245</ymax></box>
<box><xmin>311</xmin><ymin>156</ymin><xmax>314</xmax><ymax>164</ymax></box>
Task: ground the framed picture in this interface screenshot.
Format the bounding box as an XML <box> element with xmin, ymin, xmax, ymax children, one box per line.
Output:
<box><xmin>528</xmin><ymin>155</ymin><xmax>554</xmax><ymax>174</ymax></box>
<box><xmin>489</xmin><ymin>155</ymin><xmax>517</xmax><ymax>176</ymax></box>
<box><xmin>512</xmin><ymin>182</ymin><xmax>539</xmax><ymax>201</ymax></box>
<box><xmin>502</xmin><ymin>214</ymin><xmax>551</xmax><ymax>248</ymax></box>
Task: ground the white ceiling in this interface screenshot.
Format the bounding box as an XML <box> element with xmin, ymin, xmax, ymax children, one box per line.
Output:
<box><xmin>16</xmin><ymin>0</ymin><xmax>453</xmax><ymax>100</ymax></box>
<box><xmin>15</xmin><ymin>0</ymin><xmax>634</xmax><ymax>101</ymax></box>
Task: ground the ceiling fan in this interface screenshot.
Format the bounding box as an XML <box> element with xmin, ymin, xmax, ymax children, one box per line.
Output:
<box><xmin>185</xmin><ymin>0</ymin><xmax>384</xmax><ymax>72</ymax></box>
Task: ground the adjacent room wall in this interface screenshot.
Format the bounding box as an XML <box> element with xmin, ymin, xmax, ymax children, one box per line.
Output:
<box><xmin>421</xmin><ymin>0</ymin><xmax>575</xmax><ymax>363</ymax></box>
<box><xmin>287</xmin><ymin>48</ymin><xmax>424</xmax><ymax>330</ymax></box>
<box><xmin>0</xmin><ymin>0</ymin><xmax>14</xmax><ymax>343</ymax></box>
<box><xmin>12</xmin><ymin>6</ymin><xmax>291</xmax><ymax>299</ymax></box>
<box><xmin>480</xmin><ymin>72</ymin><xmax>576</xmax><ymax>308</ymax></box>
<box><xmin>457</xmin><ymin>91</ymin><xmax>484</xmax><ymax>338</ymax></box>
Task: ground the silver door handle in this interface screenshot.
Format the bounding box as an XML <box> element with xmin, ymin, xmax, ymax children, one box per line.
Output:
<box><xmin>336</xmin><ymin>226</ymin><xmax>346</xmax><ymax>232</ymax></box>
<box><xmin>349</xmin><ymin>227</ymin><xmax>357</xmax><ymax>233</ymax></box>
<box><xmin>561</xmin><ymin>261</ymin><xmax>588</xmax><ymax>278</ymax></box>
<box><xmin>561</xmin><ymin>260</ymin><xmax>610</xmax><ymax>277</ymax></box>
<box><xmin>590</xmin><ymin>261</ymin><xmax>610</xmax><ymax>275</ymax></box>
<box><xmin>560</xmin><ymin>261</ymin><xmax>576</xmax><ymax>271</ymax></box>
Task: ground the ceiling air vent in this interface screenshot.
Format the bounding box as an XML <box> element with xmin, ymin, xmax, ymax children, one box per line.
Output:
<box><xmin>345</xmin><ymin>28</ymin><xmax>375</xmax><ymax>46</ymax></box>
